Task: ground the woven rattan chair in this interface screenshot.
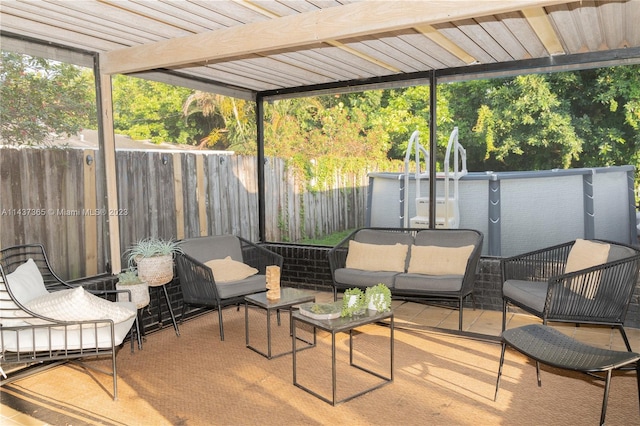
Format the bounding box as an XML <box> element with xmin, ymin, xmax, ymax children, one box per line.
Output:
<box><xmin>501</xmin><ymin>239</ymin><xmax>640</xmax><ymax>351</ymax></box>
<box><xmin>176</xmin><ymin>235</ymin><xmax>283</xmax><ymax>341</ymax></box>
<box><xmin>0</xmin><ymin>244</ymin><xmax>137</xmax><ymax>400</ymax></box>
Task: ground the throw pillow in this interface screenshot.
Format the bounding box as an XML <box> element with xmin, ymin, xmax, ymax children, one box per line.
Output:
<box><xmin>565</xmin><ymin>239</ymin><xmax>610</xmax><ymax>299</ymax></box>
<box><xmin>204</xmin><ymin>256</ymin><xmax>259</xmax><ymax>283</ymax></box>
<box><xmin>25</xmin><ymin>286</ymin><xmax>136</xmax><ymax>324</ymax></box>
<box><xmin>565</xmin><ymin>239</ymin><xmax>610</xmax><ymax>273</ymax></box>
<box><xmin>345</xmin><ymin>241</ymin><xmax>408</xmax><ymax>272</ymax></box>
<box><xmin>5</xmin><ymin>258</ymin><xmax>49</xmax><ymax>305</ymax></box>
<box><xmin>408</xmin><ymin>245</ymin><xmax>475</xmax><ymax>276</ymax></box>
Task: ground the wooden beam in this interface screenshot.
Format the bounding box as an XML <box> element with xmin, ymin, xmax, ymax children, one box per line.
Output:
<box><xmin>522</xmin><ymin>7</ymin><xmax>565</xmax><ymax>55</ymax></box>
<box><xmin>101</xmin><ymin>0</ymin><xmax>573</xmax><ymax>75</ymax></box>
<box><xmin>99</xmin><ymin>73</ymin><xmax>122</xmax><ymax>273</ymax></box>
<box><xmin>414</xmin><ymin>24</ymin><xmax>477</xmax><ymax>65</ymax></box>
<box><xmin>83</xmin><ymin>148</ymin><xmax>98</xmax><ymax>276</ymax></box>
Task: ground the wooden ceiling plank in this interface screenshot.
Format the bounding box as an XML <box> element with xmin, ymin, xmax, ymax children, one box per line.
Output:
<box><xmin>522</xmin><ymin>7</ymin><xmax>565</xmax><ymax>55</ymax></box>
<box><xmin>499</xmin><ymin>11</ymin><xmax>547</xmax><ymax>58</ymax></box>
<box><xmin>1</xmin><ymin>14</ymin><xmax>125</xmax><ymax>52</ymax></box>
<box><xmin>433</xmin><ymin>22</ymin><xmax>497</xmax><ymax>64</ymax></box>
<box><xmin>58</xmin><ymin>0</ymin><xmax>194</xmax><ymax>39</ymax></box>
<box><xmin>101</xmin><ymin>0</ymin><xmax>573</xmax><ymax>74</ymax></box>
<box><xmin>398</xmin><ymin>33</ymin><xmax>468</xmax><ymax>69</ymax></box>
<box><xmin>414</xmin><ymin>24</ymin><xmax>476</xmax><ymax>64</ymax></box>
<box><xmin>625</xmin><ymin>0</ymin><xmax>640</xmax><ymax>46</ymax></box>
<box><xmin>1</xmin><ymin>3</ymin><xmax>153</xmax><ymax>46</ymax></box>
<box><xmin>475</xmin><ymin>15</ymin><xmax>530</xmax><ymax>60</ymax></box>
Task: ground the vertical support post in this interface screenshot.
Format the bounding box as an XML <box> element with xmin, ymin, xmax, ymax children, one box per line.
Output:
<box><xmin>428</xmin><ymin>71</ymin><xmax>437</xmax><ymax>229</ymax></box>
<box><xmin>488</xmin><ymin>177</ymin><xmax>501</xmax><ymax>256</ymax></box>
<box><xmin>256</xmin><ymin>95</ymin><xmax>266</xmax><ymax>242</ymax></box>
<box><xmin>365</xmin><ymin>175</ymin><xmax>374</xmax><ymax>227</ymax></box>
<box><xmin>95</xmin><ymin>55</ymin><xmax>121</xmax><ymax>273</ymax></box>
<box><xmin>398</xmin><ymin>175</ymin><xmax>405</xmax><ymax>228</ymax></box>
<box><xmin>583</xmin><ymin>170</ymin><xmax>595</xmax><ymax>240</ymax></box>
<box><xmin>626</xmin><ymin>169</ymin><xmax>639</xmax><ymax>245</ymax></box>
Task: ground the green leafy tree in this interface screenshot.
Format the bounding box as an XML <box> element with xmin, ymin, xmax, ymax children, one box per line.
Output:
<box><xmin>0</xmin><ymin>51</ymin><xmax>96</xmax><ymax>145</ymax></box>
<box><xmin>183</xmin><ymin>92</ymin><xmax>256</xmax><ymax>153</ymax></box>
<box><xmin>472</xmin><ymin>74</ymin><xmax>581</xmax><ymax>170</ymax></box>
<box><xmin>112</xmin><ymin>75</ymin><xmax>197</xmax><ymax>145</ymax></box>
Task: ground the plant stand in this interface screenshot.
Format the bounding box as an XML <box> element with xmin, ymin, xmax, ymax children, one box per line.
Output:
<box><xmin>137</xmin><ymin>255</ymin><xmax>180</xmax><ymax>337</ymax></box>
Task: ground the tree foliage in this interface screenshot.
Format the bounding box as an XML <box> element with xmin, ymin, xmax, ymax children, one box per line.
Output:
<box><xmin>1</xmin><ymin>51</ymin><xmax>638</xmax><ymax>189</ymax></box>
<box><xmin>0</xmin><ymin>52</ymin><xmax>96</xmax><ymax>145</ymax></box>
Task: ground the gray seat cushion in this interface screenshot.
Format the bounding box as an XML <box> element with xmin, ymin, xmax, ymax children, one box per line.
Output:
<box><xmin>334</xmin><ymin>268</ymin><xmax>398</xmax><ymax>288</ymax></box>
<box><xmin>503</xmin><ymin>279</ymin><xmax>548</xmax><ymax>314</ymax></box>
<box><xmin>394</xmin><ymin>273</ymin><xmax>464</xmax><ymax>292</ymax></box>
<box><xmin>215</xmin><ymin>274</ymin><xmax>266</xmax><ymax>299</ymax></box>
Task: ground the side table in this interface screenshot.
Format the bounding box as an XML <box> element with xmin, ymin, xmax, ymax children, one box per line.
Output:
<box><xmin>244</xmin><ymin>287</ymin><xmax>316</xmax><ymax>359</ymax></box>
<box><xmin>292</xmin><ymin>306</ymin><xmax>394</xmax><ymax>405</ymax></box>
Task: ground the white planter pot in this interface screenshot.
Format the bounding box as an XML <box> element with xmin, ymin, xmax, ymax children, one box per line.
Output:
<box><xmin>116</xmin><ymin>282</ymin><xmax>150</xmax><ymax>309</ymax></box>
<box><xmin>367</xmin><ymin>294</ymin><xmax>389</xmax><ymax>311</ymax></box>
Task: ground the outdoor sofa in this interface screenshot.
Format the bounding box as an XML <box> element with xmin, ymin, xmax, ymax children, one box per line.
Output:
<box><xmin>328</xmin><ymin>227</ymin><xmax>483</xmax><ymax>330</ymax></box>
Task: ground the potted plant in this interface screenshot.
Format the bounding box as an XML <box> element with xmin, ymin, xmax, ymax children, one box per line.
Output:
<box><xmin>125</xmin><ymin>237</ymin><xmax>183</xmax><ymax>287</ymax></box>
<box><xmin>365</xmin><ymin>283</ymin><xmax>392</xmax><ymax>312</ymax></box>
<box><xmin>341</xmin><ymin>287</ymin><xmax>366</xmax><ymax>317</ymax></box>
<box><xmin>116</xmin><ymin>268</ymin><xmax>150</xmax><ymax>309</ymax></box>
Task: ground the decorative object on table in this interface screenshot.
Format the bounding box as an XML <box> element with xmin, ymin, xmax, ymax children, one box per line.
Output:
<box><xmin>265</xmin><ymin>265</ymin><xmax>281</xmax><ymax>300</ymax></box>
<box><xmin>365</xmin><ymin>283</ymin><xmax>392</xmax><ymax>312</ymax></box>
<box><xmin>341</xmin><ymin>287</ymin><xmax>366</xmax><ymax>317</ymax></box>
<box><xmin>125</xmin><ymin>237</ymin><xmax>183</xmax><ymax>287</ymax></box>
<box><xmin>116</xmin><ymin>268</ymin><xmax>150</xmax><ymax>309</ymax></box>
<box><xmin>299</xmin><ymin>301</ymin><xmax>342</xmax><ymax>320</ymax></box>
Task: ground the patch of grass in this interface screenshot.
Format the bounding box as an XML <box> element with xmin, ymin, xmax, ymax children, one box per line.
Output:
<box><xmin>298</xmin><ymin>229</ymin><xmax>354</xmax><ymax>246</ymax></box>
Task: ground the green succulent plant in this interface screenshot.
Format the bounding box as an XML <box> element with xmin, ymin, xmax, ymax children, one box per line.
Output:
<box><xmin>365</xmin><ymin>283</ymin><xmax>392</xmax><ymax>312</ymax></box>
<box><xmin>125</xmin><ymin>237</ymin><xmax>183</xmax><ymax>267</ymax></box>
<box><xmin>341</xmin><ymin>287</ymin><xmax>366</xmax><ymax>318</ymax></box>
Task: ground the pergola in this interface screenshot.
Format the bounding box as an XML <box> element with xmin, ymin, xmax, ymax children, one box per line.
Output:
<box><xmin>2</xmin><ymin>0</ymin><xmax>639</xmax><ymax>270</ymax></box>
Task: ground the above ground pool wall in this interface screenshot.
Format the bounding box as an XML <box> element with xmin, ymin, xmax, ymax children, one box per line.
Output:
<box><xmin>367</xmin><ymin>166</ymin><xmax>638</xmax><ymax>257</ymax></box>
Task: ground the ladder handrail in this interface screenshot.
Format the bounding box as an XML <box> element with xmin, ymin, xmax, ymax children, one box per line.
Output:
<box><xmin>403</xmin><ymin>127</ymin><xmax>466</xmax><ymax>228</ymax></box>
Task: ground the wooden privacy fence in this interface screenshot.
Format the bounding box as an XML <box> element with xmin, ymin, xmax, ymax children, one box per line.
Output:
<box><xmin>0</xmin><ymin>147</ymin><xmax>369</xmax><ymax>279</ymax></box>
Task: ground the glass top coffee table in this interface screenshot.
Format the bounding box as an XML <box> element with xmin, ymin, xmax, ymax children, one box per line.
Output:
<box><xmin>244</xmin><ymin>287</ymin><xmax>316</xmax><ymax>359</ymax></box>
<box><xmin>291</xmin><ymin>303</ymin><xmax>394</xmax><ymax>406</ymax></box>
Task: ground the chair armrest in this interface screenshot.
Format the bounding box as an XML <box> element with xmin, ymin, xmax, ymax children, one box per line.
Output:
<box><xmin>238</xmin><ymin>237</ymin><xmax>283</xmax><ymax>273</ymax></box>
<box><xmin>501</xmin><ymin>241</ymin><xmax>574</xmax><ymax>282</ymax></box>
<box><xmin>328</xmin><ymin>229</ymin><xmax>359</xmax><ymax>277</ymax></box>
<box><xmin>543</xmin><ymin>255</ymin><xmax>640</xmax><ymax>323</ymax></box>
<box><xmin>175</xmin><ymin>252</ymin><xmax>222</xmax><ymax>303</ymax></box>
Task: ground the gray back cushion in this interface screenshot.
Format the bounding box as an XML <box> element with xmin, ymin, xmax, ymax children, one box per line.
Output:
<box><xmin>354</xmin><ymin>229</ymin><xmax>414</xmax><ymax>246</ymax></box>
<box><xmin>414</xmin><ymin>229</ymin><xmax>480</xmax><ymax>248</ymax></box>
<box><xmin>179</xmin><ymin>235</ymin><xmax>243</xmax><ymax>263</ymax></box>
<box><xmin>606</xmin><ymin>242</ymin><xmax>637</xmax><ymax>262</ymax></box>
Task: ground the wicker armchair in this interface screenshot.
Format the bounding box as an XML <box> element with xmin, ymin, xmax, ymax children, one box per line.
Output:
<box><xmin>501</xmin><ymin>239</ymin><xmax>640</xmax><ymax>351</ymax></box>
<box><xmin>0</xmin><ymin>244</ymin><xmax>137</xmax><ymax>400</ymax></box>
<box><xmin>176</xmin><ymin>235</ymin><xmax>283</xmax><ymax>341</ymax></box>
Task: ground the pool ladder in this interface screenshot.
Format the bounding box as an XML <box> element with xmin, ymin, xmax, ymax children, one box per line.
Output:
<box><xmin>403</xmin><ymin>127</ymin><xmax>467</xmax><ymax>228</ymax></box>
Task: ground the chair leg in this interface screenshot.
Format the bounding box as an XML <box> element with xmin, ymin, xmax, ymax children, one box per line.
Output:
<box><xmin>218</xmin><ymin>308</ymin><xmax>225</xmax><ymax>341</ymax></box>
<box><xmin>502</xmin><ymin>300</ymin><xmax>508</xmax><ymax>332</ymax></box>
<box><xmin>617</xmin><ymin>325</ymin><xmax>632</xmax><ymax>352</ymax></box>
<box><xmin>599</xmin><ymin>369</ymin><xmax>613</xmax><ymax>426</ymax></box>
<box><xmin>111</xmin><ymin>343</ymin><xmax>118</xmax><ymax>401</ymax></box>
<box><xmin>458</xmin><ymin>297</ymin><xmax>464</xmax><ymax>331</ymax></box>
<box><xmin>636</xmin><ymin>360</ymin><xmax>640</xmax><ymax>416</ymax></box>
<box><xmin>494</xmin><ymin>341</ymin><xmax>507</xmax><ymax>401</ymax></box>
<box><xmin>535</xmin><ymin>361</ymin><xmax>542</xmax><ymax>387</ymax></box>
